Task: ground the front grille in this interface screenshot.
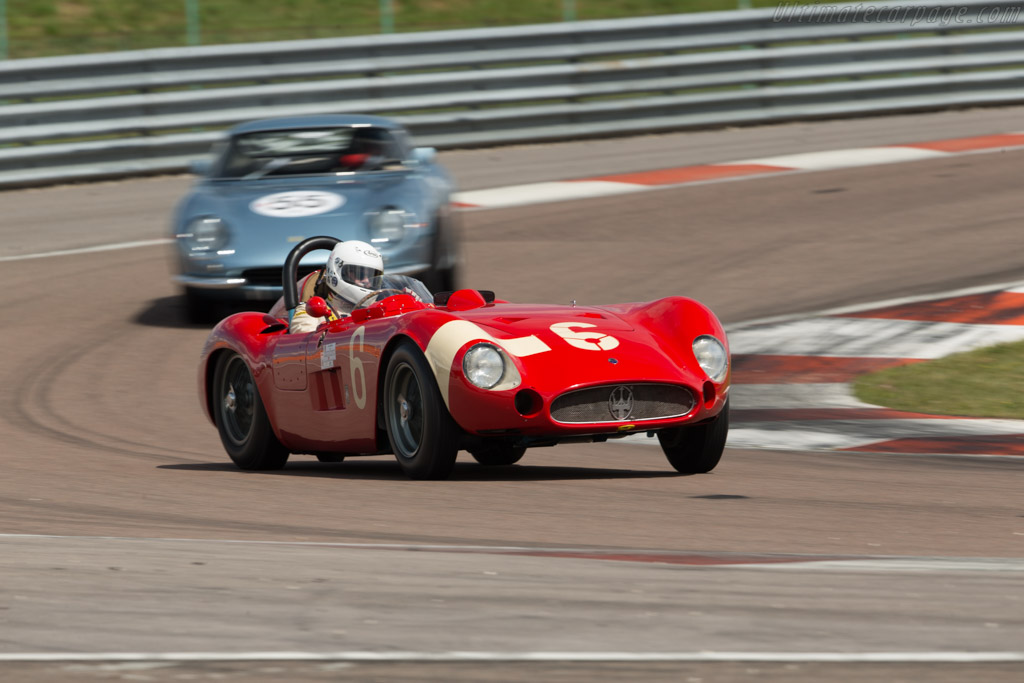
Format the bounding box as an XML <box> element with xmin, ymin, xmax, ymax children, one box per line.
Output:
<box><xmin>550</xmin><ymin>384</ymin><xmax>695</xmax><ymax>424</ymax></box>
<box><xmin>242</xmin><ymin>265</ymin><xmax>321</xmax><ymax>287</ymax></box>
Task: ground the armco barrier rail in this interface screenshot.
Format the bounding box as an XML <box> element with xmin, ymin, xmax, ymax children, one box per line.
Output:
<box><xmin>2</xmin><ymin>0</ymin><xmax>1024</xmax><ymax>189</ymax></box>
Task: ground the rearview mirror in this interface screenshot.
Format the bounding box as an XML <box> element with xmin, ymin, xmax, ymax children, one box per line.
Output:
<box><xmin>188</xmin><ymin>159</ymin><xmax>211</xmax><ymax>176</ymax></box>
<box><xmin>306</xmin><ymin>296</ymin><xmax>331</xmax><ymax>319</ymax></box>
<box><xmin>411</xmin><ymin>147</ymin><xmax>437</xmax><ymax>165</ymax></box>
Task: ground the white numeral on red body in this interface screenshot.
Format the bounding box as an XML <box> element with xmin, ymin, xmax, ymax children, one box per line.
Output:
<box><xmin>350</xmin><ymin>326</ymin><xmax>367</xmax><ymax>409</ymax></box>
<box><xmin>550</xmin><ymin>322</ymin><xmax>619</xmax><ymax>351</ymax></box>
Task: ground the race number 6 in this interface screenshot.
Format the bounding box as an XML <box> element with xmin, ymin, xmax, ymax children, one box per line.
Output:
<box><xmin>349</xmin><ymin>326</ymin><xmax>367</xmax><ymax>409</ymax></box>
<box><xmin>550</xmin><ymin>322</ymin><xmax>619</xmax><ymax>351</ymax></box>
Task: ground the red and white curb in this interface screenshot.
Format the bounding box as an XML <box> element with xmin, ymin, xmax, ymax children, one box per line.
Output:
<box><xmin>723</xmin><ymin>282</ymin><xmax>1024</xmax><ymax>457</ymax></box>
<box><xmin>452</xmin><ymin>132</ymin><xmax>1024</xmax><ymax>210</ymax></box>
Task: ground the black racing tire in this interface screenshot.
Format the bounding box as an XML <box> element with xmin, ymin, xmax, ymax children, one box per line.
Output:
<box><xmin>421</xmin><ymin>266</ymin><xmax>458</xmax><ymax>294</ymax></box>
<box><xmin>657</xmin><ymin>400</ymin><xmax>729</xmax><ymax>474</ymax></box>
<box><xmin>184</xmin><ymin>288</ymin><xmax>215</xmax><ymax>325</ymax></box>
<box><xmin>212</xmin><ymin>352</ymin><xmax>289</xmax><ymax>471</ymax></box>
<box><xmin>421</xmin><ymin>263</ymin><xmax>459</xmax><ymax>294</ymax></box>
<box><xmin>469</xmin><ymin>441</ymin><xmax>526</xmax><ymax>467</ymax></box>
<box><xmin>422</xmin><ymin>213</ymin><xmax>461</xmax><ymax>294</ymax></box>
<box><xmin>383</xmin><ymin>341</ymin><xmax>460</xmax><ymax>480</ymax></box>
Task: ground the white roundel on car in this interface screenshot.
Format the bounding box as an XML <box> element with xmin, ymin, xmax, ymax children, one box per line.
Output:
<box><xmin>250</xmin><ymin>191</ymin><xmax>345</xmax><ymax>218</ymax></box>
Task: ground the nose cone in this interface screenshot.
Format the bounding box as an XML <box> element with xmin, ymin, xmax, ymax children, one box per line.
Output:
<box><xmin>202</xmin><ymin>180</ymin><xmax>378</xmax><ymax>268</ymax></box>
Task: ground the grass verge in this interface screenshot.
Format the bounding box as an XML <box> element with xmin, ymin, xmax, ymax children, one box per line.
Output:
<box><xmin>6</xmin><ymin>0</ymin><xmax>817</xmax><ymax>59</ymax></box>
<box><xmin>852</xmin><ymin>339</ymin><xmax>1024</xmax><ymax>419</ymax></box>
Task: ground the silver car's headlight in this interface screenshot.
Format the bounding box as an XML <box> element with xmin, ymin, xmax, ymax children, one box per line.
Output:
<box><xmin>693</xmin><ymin>335</ymin><xmax>728</xmax><ymax>382</ymax></box>
<box><xmin>179</xmin><ymin>216</ymin><xmax>228</xmax><ymax>252</ymax></box>
<box><xmin>368</xmin><ymin>207</ymin><xmax>407</xmax><ymax>244</ymax></box>
<box><xmin>463</xmin><ymin>343</ymin><xmax>505</xmax><ymax>389</ymax></box>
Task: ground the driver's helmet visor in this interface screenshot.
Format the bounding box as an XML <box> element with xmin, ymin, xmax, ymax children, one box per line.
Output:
<box><xmin>341</xmin><ymin>264</ymin><xmax>384</xmax><ymax>290</ymax></box>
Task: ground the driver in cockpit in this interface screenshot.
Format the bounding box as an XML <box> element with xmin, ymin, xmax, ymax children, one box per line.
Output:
<box><xmin>285</xmin><ymin>240</ymin><xmax>429</xmax><ymax>334</ymax></box>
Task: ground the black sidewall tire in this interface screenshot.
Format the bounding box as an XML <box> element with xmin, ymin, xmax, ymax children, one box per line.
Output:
<box><xmin>422</xmin><ymin>214</ymin><xmax>461</xmax><ymax>293</ymax></box>
<box><xmin>212</xmin><ymin>353</ymin><xmax>289</xmax><ymax>471</ymax></box>
<box><xmin>422</xmin><ymin>264</ymin><xmax>459</xmax><ymax>294</ymax></box>
<box><xmin>658</xmin><ymin>400</ymin><xmax>729</xmax><ymax>474</ymax></box>
<box><xmin>384</xmin><ymin>342</ymin><xmax>460</xmax><ymax>480</ymax></box>
<box><xmin>184</xmin><ymin>288</ymin><xmax>213</xmax><ymax>324</ymax></box>
<box><xmin>469</xmin><ymin>441</ymin><xmax>526</xmax><ymax>466</ymax></box>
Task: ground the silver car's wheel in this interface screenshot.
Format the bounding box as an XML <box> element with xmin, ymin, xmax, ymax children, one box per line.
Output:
<box><xmin>184</xmin><ymin>288</ymin><xmax>217</xmax><ymax>325</ymax></box>
<box><xmin>422</xmin><ymin>213</ymin><xmax>461</xmax><ymax>293</ymax></box>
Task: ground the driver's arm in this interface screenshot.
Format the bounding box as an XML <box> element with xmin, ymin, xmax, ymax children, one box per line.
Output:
<box><xmin>289</xmin><ymin>302</ymin><xmax>323</xmax><ymax>334</ymax></box>
<box><xmin>287</xmin><ymin>271</ymin><xmax>327</xmax><ymax>333</ymax></box>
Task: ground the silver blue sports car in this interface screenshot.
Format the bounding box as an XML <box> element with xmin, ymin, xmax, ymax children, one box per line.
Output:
<box><xmin>171</xmin><ymin>114</ymin><xmax>460</xmax><ymax>321</ymax></box>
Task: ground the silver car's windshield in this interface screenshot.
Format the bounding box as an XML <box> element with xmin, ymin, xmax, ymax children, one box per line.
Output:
<box><xmin>217</xmin><ymin>127</ymin><xmax>408</xmax><ymax>179</ymax></box>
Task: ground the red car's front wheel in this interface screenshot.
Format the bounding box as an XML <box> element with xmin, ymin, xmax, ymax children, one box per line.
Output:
<box><xmin>469</xmin><ymin>440</ymin><xmax>526</xmax><ymax>466</ymax></box>
<box><xmin>383</xmin><ymin>341</ymin><xmax>460</xmax><ymax>480</ymax></box>
<box><xmin>657</xmin><ymin>399</ymin><xmax>729</xmax><ymax>474</ymax></box>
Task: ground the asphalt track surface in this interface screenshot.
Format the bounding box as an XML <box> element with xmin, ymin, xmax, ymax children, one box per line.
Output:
<box><xmin>2</xmin><ymin>107</ymin><xmax>1024</xmax><ymax>681</ymax></box>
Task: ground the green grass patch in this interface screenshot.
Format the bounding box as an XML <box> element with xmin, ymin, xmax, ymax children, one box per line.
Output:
<box><xmin>852</xmin><ymin>339</ymin><xmax>1024</xmax><ymax>419</ymax></box>
<box><xmin>3</xmin><ymin>0</ymin><xmax>882</xmax><ymax>59</ymax></box>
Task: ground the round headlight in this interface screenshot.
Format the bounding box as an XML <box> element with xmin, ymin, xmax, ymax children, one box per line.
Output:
<box><xmin>463</xmin><ymin>343</ymin><xmax>505</xmax><ymax>389</ymax></box>
<box><xmin>369</xmin><ymin>207</ymin><xmax>407</xmax><ymax>244</ymax></box>
<box><xmin>182</xmin><ymin>216</ymin><xmax>228</xmax><ymax>251</ymax></box>
<box><xmin>693</xmin><ymin>335</ymin><xmax>728</xmax><ymax>382</ymax></box>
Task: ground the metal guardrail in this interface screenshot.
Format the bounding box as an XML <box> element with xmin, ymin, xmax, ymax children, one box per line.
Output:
<box><xmin>2</xmin><ymin>0</ymin><xmax>1024</xmax><ymax>189</ymax></box>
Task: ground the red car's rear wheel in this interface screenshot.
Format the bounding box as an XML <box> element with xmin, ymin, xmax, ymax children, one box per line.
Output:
<box><xmin>213</xmin><ymin>353</ymin><xmax>289</xmax><ymax>471</ymax></box>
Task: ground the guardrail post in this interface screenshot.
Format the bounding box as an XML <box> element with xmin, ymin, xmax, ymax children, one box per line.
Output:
<box><xmin>0</xmin><ymin>0</ymin><xmax>8</xmax><ymax>59</ymax></box>
<box><xmin>185</xmin><ymin>0</ymin><xmax>201</xmax><ymax>46</ymax></box>
<box><xmin>563</xmin><ymin>0</ymin><xmax>577</xmax><ymax>22</ymax></box>
<box><xmin>380</xmin><ymin>0</ymin><xmax>395</xmax><ymax>33</ymax></box>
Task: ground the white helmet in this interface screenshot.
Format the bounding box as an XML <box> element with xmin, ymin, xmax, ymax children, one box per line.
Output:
<box><xmin>322</xmin><ymin>240</ymin><xmax>384</xmax><ymax>307</ymax></box>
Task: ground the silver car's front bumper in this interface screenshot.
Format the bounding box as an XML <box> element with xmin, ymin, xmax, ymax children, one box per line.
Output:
<box><xmin>175</xmin><ymin>275</ymin><xmax>254</xmax><ymax>290</ymax></box>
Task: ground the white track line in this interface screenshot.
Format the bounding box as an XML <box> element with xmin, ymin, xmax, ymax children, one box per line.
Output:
<box><xmin>741</xmin><ymin>558</ymin><xmax>1024</xmax><ymax>572</ymax></box>
<box><xmin>0</xmin><ymin>532</ymin><xmax>617</xmax><ymax>552</ymax></box>
<box><xmin>0</xmin><ymin>238</ymin><xmax>172</xmax><ymax>263</ymax></box>
<box><xmin>3</xmin><ymin>533</ymin><xmax>1022</xmax><ymax>571</ymax></box>
<box><xmin>0</xmin><ymin>651</ymin><xmax>1021</xmax><ymax>663</ymax></box>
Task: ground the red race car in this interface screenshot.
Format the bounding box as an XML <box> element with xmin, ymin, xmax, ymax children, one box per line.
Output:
<box><xmin>198</xmin><ymin>237</ymin><xmax>730</xmax><ymax>479</ymax></box>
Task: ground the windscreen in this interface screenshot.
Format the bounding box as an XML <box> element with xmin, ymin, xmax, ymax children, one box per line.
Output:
<box><xmin>237</xmin><ymin>129</ymin><xmax>354</xmax><ymax>158</ymax></box>
<box><xmin>216</xmin><ymin>127</ymin><xmax>403</xmax><ymax>179</ymax></box>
